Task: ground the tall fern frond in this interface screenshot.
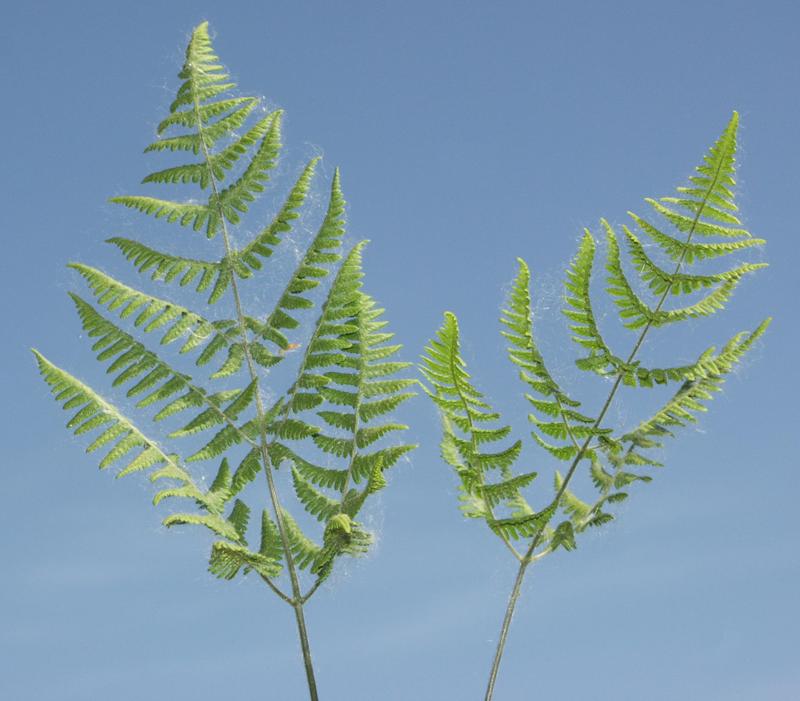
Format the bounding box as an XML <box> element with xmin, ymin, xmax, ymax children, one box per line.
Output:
<box><xmin>33</xmin><ymin>22</ymin><xmax>414</xmax><ymax>698</ymax></box>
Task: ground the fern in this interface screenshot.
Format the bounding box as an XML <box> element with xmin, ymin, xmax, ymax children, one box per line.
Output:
<box><xmin>421</xmin><ymin>112</ymin><xmax>770</xmax><ymax>700</ymax></box>
<box><xmin>33</xmin><ymin>23</ymin><xmax>414</xmax><ymax>701</ymax></box>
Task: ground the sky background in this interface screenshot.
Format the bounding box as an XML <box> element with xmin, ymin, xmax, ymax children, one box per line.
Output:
<box><xmin>2</xmin><ymin>1</ymin><xmax>799</xmax><ymax>699</ymax></box>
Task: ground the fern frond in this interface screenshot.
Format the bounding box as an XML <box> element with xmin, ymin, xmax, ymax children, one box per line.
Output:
<box><xmin>70</xmin><ymin>263</ymin><xmax>233</xmax><ymax>365</ymax></box>
<box><xmin>35</xmin><ymin>350</ymin><xmax>179</xmax><ymax>474</ymax></box>
<box><xmin>207</xmin><ymin>111</ymin><xmax>283</xmax><ymax>235</ymax></box>
<box><xmin>604</xmin><ymin>221</ymin><xmax>744</xmax><ymax>329</ymax></box>
<box><xmin>621</xmin><ymin>225</ymin><xmax>766</xmax><ymax>296</ymax></box>
<box><xmin>146</xmin><ymin>100</ymin><xmax>259</xmax><ymax>154</ymax></box>
<box><xmin>628</xmin><ymin>213</ymin><xmax>765</xmax><ymax>265</ymax></box>
<box><xmin>109</xmin><ymin>195</ymin><xmax>211</xmax><ymax>232</ymax></box>
<box><xmin>502</xmin><ymin>258</ymin><xmax>582</xmax><ymax>407</ymax></box>
<box><xmin>106</xmin><ymin>237</ymin><xmax>218</xmax><ymax>295</ymax></box>
<box><xmin>280</xmin><ymin>509</ymin><xmax>322</xmax><ymax>571</ymax></box>
<box><xmin>143</xmin><ymin>114</ymin><xmax>275</xmax><ymax>189</ymax></box>
<box><xmin>291</xmin><ymin>468</ymin><xmax>342</xmax><ymax>522</ymax></box>
<box><xmin>208</xmin><ymin>541</ymin><xmax>282</xmax><ymax>580</ymax></box>
<box><xmin>251</xmin><ymin>169</ymin><xmax>347</xmax><ymax>350</ymax></box>
<box><xmin>231</xmin><ymin>157</ymin><xmax>320</xmax><ymax>277</ymax></box>
<box><xmin>422</xmin><ymin>313</ymin><xmax>534</xmax><ymax>546</ymax></box>
<box><xmin>487</xmin><ymin>503</ymin><xmax>557</xmax><ymax>541</ymax></box>
<box><xmin>70</xmin><ymin>294</ymin><xmax>256</xmax><ymax>447</ymax></box>
<box><xmin>32</xmin><ymin>350</ymin><xmax>243</xmax><ymax>539</ymax></box>
<box><xmin>563</xmin><ymin>232</ymin><xmax>621</xmax><ymax>374</ymax></box>
<box><xmin>623</xmin><ymin>319</ymin><xmax>770</xmax><ymax>450</ymax></box>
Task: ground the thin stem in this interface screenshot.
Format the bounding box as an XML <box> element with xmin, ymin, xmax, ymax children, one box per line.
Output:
<box><xmin>190</xmin><ymin>82</ymin><xmax>318</xmax><ymax>699</ymax></box>
<box><xmin>484</xmin><ymin>558</ymin><xmax>530</xmax><ymax>701</ymax></box>
<box><xmin>483</xmin><ymin>147</ymin><xmax>729</xmax><ymax>700</ymax></box>
<box><xmin>294</xmin><ymin>603</ymin><xmax>320</xmax><ymax>701</ymax></box>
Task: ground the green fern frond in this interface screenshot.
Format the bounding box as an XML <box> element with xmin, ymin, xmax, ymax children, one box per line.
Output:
<box><xmin>35</xmin><ymin>21</ymin><xmax>412</xmax><ymax>691</ymax></box>
<box><xmin>251</xmin><ymin>169</ymin><xmax>347</xmax><ymax>350</ymax></box>
<box><xmin>604</xmin><ymin>221</ymin><xmax>745</xmax><ymax>329</ymax></box>
<box><xmin>424</xmin><ymin>113</ymin><xmax>769</xmax><ymax>581</ymax></box>
<box><xmin>144</xmin><ymin>99</ymin><xmax>256</xmax><ymax>154</ymax></box>
<box><xmin>291</xmin><ymin>468</ymin><xmax>342</xmax><ymax>522</ymax></box>
<box><xmin>35</xmin><ymin>350</ymin><xmax>180</xmax><ymax>474</ymax></box>
<box><xmin>70</xmin><ymin>263</ymin><xmax>234</xmax><ymax>365</ymax></box>
<box><xmin>231</xmin><ymin>157</ymin><xmax>320</xmax><ymax>275</ymax></box>
<box><xmin>621</xmin><ymin>225</ymin><xmax>766</xmax><ymax>296</ymax></box>
<box><xmin>628</xmin><ymin>213</ymin><xmax>765</xmax><ymax>265</ymax></box>
<box><xmin>109</xmin><ymin>195</ymin><xmax>211</xmax><ymax>232</ymax></box>
<box><xmin>106</xmin><ymin>237</ymin><xmax>218</xmax><ymax>295</ymax></box>
<box><xmin>32</xmin><ymin>350</ymin><xmax>244</xmax><ymax>539</ymax></box>
<box><xmin>502</xmin><ymin>258</ymin><xmax>582</xmax><ymax>407</ymax></box>
<box><xmin>280</xmin><ymin>509</ymin><xmax>323</xmax><ymax>571</ymax></box>
<box><xmin>206</xmin><ymin>111</ymin><xmax>283</xmax><ymax>236</ymax></box>
<box><xmin>143</xmin><ymin>113</ymin><xmax>276</xmax><ymax>189</ymax></box>
<box><xmin>623</xmin><ymin>319</ymin><xmax>770</xmax><ymax>450</ymax></box>
<box><xmin>208</xmin><ymin>541</ymin><xmax>282</xmax><ymax>580</ymax></box>
<box><xmin>487</xmin><ymin>503</ymin><xmax>557</xmax><ymax>541</ymax></box>
<box><xmin>422</xmin><ymin>313</ymin><xmax>537</xmax><ymax>550</ymax></box>
<box><xmin>563</xmin><ymin>232</ymin><xmax>621</xmax><ymax>374</ymax></box>
<box><xmin>70</xmin><ymin>294</ymin><xmax>256</xmax><ymax>447</ymax></box>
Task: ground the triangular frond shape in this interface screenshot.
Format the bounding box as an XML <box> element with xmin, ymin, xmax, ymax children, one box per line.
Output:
<box><xmin>35</xmin><ymin>21</ymin><xmax>416</xmax><ymax>653</ymax></box>
<box><xmin>265</xmin><ymin>243</ymin><xmax>415</xmax><ymax>576</ymax></box>
<box><xmin>423</xmin><ymin>112</ymin><xmax>769</xmax><ymax>572</ymax></box>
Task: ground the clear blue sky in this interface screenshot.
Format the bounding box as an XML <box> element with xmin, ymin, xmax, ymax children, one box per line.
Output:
<box><xmin>3</xmin><ymin>2</ymin><xmax>798</xmax><ymax>699</ymax></box>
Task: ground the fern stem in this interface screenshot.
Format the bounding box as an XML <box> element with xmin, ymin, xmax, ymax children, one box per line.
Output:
<box><xmin>484</xmin><ymin>557</ymin><xmax>529</xmax><ymax>701</ymax></box>
<box><xmin>189</xmin><ymin>80</ymin><xmax>319</xmax><ymax>699</ymax></box>
<box><xmin>293</xmin><ymin>603</ymin><xmax>320</xmax><ymax>700</ymax></box>
<box><xmin>260</xmin><ymin>572</ymin><xmax>294</xmax><ymax>605</ymax></box>
<box><xmin>483</xmin><ymin>138</ymin><xmax>731</xmax><ymax>700</ymax></box>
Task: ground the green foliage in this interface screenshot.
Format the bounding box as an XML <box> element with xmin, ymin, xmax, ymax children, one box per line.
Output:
<box><xmin>33</xmin><ymin>21</ymin><xmax>415</xmax><ymax>615</ymax></box>
<box><xmin>422</xmin><ymin>112</ymin><xmax>769</xmax><ymax>563</ymax></box>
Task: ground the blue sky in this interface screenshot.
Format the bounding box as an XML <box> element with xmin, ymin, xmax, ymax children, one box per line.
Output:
<box><xmin>3</xmin><ymin>1</ymin><xmax>798</xmax><ymax>699</ymax></box>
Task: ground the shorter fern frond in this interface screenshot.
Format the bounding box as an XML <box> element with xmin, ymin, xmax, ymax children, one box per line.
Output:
<box><xmin>422</xmin><ymin>313</ymin><xmax>538</xmax><ymax>548</ymax></box>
